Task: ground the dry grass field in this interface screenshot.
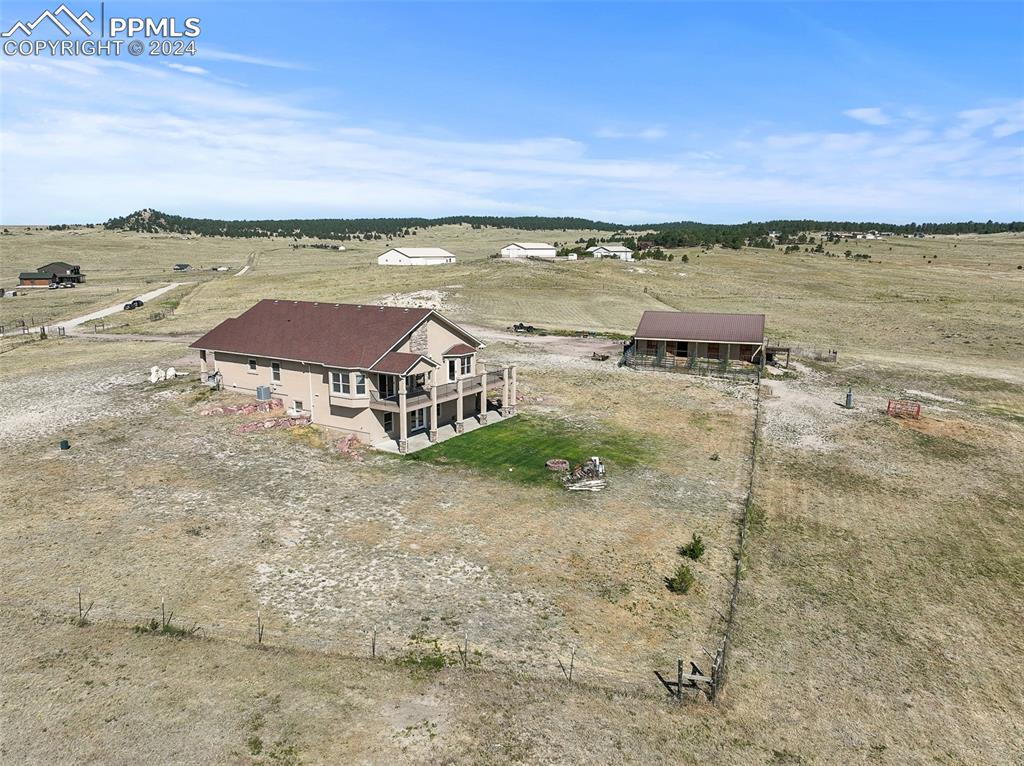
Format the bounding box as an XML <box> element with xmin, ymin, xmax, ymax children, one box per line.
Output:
<box><xmin>1</xmin><ymin>227</ymin><xmax>1022</xmax><ymax>764</ymax></box>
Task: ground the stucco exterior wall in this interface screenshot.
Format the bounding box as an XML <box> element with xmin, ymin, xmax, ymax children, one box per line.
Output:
<box><xmin>393</xmin><ymin>317</ymin><xmax>478</xmax><ymax>378</ymax></box>
<box><xmin>206</xmin><ymin>314</ymin><xmax>491</xmax><ymax>446</ymax></box>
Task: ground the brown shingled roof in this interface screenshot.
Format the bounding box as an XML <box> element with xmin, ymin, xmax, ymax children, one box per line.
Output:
<box><xmin>190</xmin><ymin>300</ymin><xmax>432</xmax><ymax>368</ymax></box>
<box><xmin>634</xmin><ymin>310</ymin><xmax>765</xmax><ymax>344</ymax></box>
<box><xmin>443</xmin><ymin>343</ymin><xmax>475</xmax><ymax>356</ymax></box>
<box><xmin>371</xmin><ymin>351</ymin><xmax>435</xmax><ymax>374</ymax></box>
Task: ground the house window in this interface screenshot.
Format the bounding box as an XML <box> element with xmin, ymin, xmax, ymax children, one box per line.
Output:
<box><xmin>448</xmin><ymin>359</ymin><xmax>457</xmax><ymax>382</ymax></box>
<box><xmin>674</xmin><ymin>343</ymin><xmax>688</xmax><ymax>358</ymax></box>
<box><xmin>707</xmin><ymin>343</ymin><xmax>720</xmax><ymax>360</ymax></box>
<box><xmin>355</xmin><ymin>372</ymin><xmax>366</xmax><ymax>395</ymax></box>
<box><xmin>248</xmin><ymin>359</ymin><xmax>257</xmax><ymax>372</ymax></box>
<box><xmin>460</xmin><ymin>356</ymin><xmax>472</xmax><ymax>375</ymax></box>
<box><xmin>409</xmin><ymin>373</ymin><xmax>426</xmax><ymax>391</ymax></box>
<box><xmin>382</xmin><ymin>412</ymin><xmax>394</xmax><ymax>433</ymax></box>
<box><xmin>409</xmin><ymin>408</ymin><xmax>427</xmax><ymax>431</ymax></box>
<box><xmin>293</xmin><ymin>400</ymin><xmax>303</xmax><ymax>411</ymax></box>
<box><xmin>331</xmin><ymin>371</ymin><xmax>343</xmax><ymax>394</ymax></box>
<box><xmin>271</xmin><ymin>362</ymin><xmax>281</xmax><ymax>381</ymax></box>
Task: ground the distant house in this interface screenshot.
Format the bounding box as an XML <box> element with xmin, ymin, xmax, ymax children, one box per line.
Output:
<box><xmin>377</xmin><ymin>247</ymin><xmax>457</xmax><ymax>266</ymax></box>
<box><xmin>625</xmin><ymin>310</ymin><xmax>766</xmax><ymax>370</ymax></box>
<box><xmin>191</xmin><ymin>300</ymin><xmax>516</xmax><ymax>453</ymax></box>
<box><xmin>499</xmin><ymin>242</ymin><xmax>557</xmax><ymax>259</ymax></box>
<box><xmin>19</xmin><ymin>261</ymin><xmax>85</xmax><ymax>286</ymax></box>
<box><xmin>587</xmin><ymin>244</ymin><xmax>634</xmax><ymax>261</ymax></box>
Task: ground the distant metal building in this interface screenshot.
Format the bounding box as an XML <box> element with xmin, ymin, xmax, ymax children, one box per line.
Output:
<box><xmin>377</xmin><ymin>247</ymin><xmax>457</xmax><ymax>266</ymax></box>
<box><xmin>499</xmin><ymin>242</ymin><xmax>557</xmax><ymax>259</ymax></box>
<box><xmin>587</xmin><ymin>244</ymin><xmax>634</xmax><ymax>261</ymax></box>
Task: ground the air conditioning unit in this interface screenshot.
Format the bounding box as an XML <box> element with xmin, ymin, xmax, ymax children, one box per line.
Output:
<box><xmin>256</xmin><ymin>385</ymin><xmax>272</xmax><ymax>401</ymax></box>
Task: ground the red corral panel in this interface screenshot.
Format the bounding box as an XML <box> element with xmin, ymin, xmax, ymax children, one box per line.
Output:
<box><xmin>887</xmin><ymin>400</ymin><xmax>922</xmax><ymax>419</ymax></box>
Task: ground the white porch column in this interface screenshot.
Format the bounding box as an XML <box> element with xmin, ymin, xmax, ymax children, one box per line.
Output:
<box><xmin>428</xmin><ymin>369</ymin><xmax>439</xmax><ymax>442</ymax></box>
<box><xmin>398</xmin><ymin>375</ymin><xmax>408</xmax><ymax>453</ymax></box>
<box><xmin>509</xmin><ymin>366</ymin><xmax>517</xmax><ymax>415</ymax></box>
<box><xmin>479</xmin><ymin>362</ymin><xmax>488</xmax><ymax>425</ymax></box>
<box><xmin>455</xmin><ymin>377</ymin><xmax>465</xmax><ymax>433</ymax></box>
<box><xmin>502</xmin><ymin>367</ymin><xmax>510</xmax><ymax>416</ymax></box>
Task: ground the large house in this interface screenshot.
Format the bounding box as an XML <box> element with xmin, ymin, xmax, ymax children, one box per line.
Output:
<box><xmin>191</xmin><ymin>300</ymin><xmax>516</xmax><ymax>452</ymax></box>
<box><xmin>18</xmin><ymin>261</ymin><xmax>85</xmax><ymax>286</ymax></box>
<box><xmin>587</xmin><ymin>244</ymin><xmax>634</xmax><ymax>261</ymax></box>
<box><xmin>625</xmin><ymin>310</ymin><xmax>766</xmax><ymax>369</ymax></box>
<box><xmin>499</xmin><ymin>242</ymin><xmax>556</xmax><ymax>259</ymax></box>
<box><xmin>377</xmin><ymin>247</ymin><xmax>457</xmax><ymax>266</ymax></box>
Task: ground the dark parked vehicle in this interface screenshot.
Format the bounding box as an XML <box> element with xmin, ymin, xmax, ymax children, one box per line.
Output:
<box><xmin>123</xmin><ymin>299</ymin><xmax>145</xmax><ymax>311</ymax></box>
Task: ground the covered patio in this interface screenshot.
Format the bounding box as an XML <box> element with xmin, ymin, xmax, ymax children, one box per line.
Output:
<box><xmin>373</xmin><ymin>407</ymin><xmax>515</xmax><ymax>454</ymax></box>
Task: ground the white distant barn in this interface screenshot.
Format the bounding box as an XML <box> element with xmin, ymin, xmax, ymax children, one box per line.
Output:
<box><xmin>377</xmin><ymin>247</ymin><xmax>457</xmax><ymax>266</ymax></box>
<box><xmin>587</xmin><ymin>244</ymin><xmax>634</xmax><ymax>261</ymax></box>
<box><xmin>499</xmin><ymin>242</ymin><xmax>557</xmax><ymax>259</ymax></box>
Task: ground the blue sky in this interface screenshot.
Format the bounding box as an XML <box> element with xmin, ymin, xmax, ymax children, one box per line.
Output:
<box><xmin>1</xmin><ymin>1</ymin><xmax>1022</xmax><ymax>223</ymax></box>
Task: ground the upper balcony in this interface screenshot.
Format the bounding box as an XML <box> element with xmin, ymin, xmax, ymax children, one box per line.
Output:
<box><xmin>366</xmin><ymin>368</ymin><xmax>511</xmax><ymax>412</ymax></box>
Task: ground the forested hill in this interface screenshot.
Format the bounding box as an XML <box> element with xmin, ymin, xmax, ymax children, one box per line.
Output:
<box><xmin>101</xmin><ymin>210</ymin><xmax>621</xmax><ymax>238</ymax></box>
<box><xmin>99</xmin><ymin>209</ymin><xmax>1023</xmax><ymax>245</ymax></box>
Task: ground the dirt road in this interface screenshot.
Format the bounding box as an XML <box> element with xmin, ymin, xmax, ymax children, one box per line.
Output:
<box><xmin>38</xmin><ymin>282</ymin><xmax>187</xmax><ymax>334</ymax></box>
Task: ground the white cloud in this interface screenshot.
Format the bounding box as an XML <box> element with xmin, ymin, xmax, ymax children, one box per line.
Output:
<box><xmin>595</xmin><ymin>126</ymin><xmax>668</xmax><ymax>141</ymax></box>
<box><xmin>947</xmin><ymin>101</ymin><xmax>1024</xmax><ymax>139</ymax></box>
<box><xmin>166</xmin><ymin>63</ymin><xmax>208</xmax><ymax>75</ymax></box>
<box><xmin>843</xmin><ymin>107</ymin><xmax>891</xmax><ymax>126</ymax></box>
<box><xmin>0</xmin><ymin>58</ymin><xmax>1020</xmax><ymax>223</ymax></box>
<box><xmin>197</xmin><ymin>47</ymin><xmax>308</xmax><ymax>70</ymax></box>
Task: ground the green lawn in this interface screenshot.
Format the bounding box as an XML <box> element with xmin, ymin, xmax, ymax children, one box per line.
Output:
<box><xmin>405</xmin><ymin>415</ymin><xmax>646</xmax><ymax>486</ymax></box>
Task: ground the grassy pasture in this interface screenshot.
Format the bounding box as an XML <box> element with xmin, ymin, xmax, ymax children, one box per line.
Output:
<box><xmin>5</xmin><ymin>227</ymin><xmax>1023</xmax><ymax>365</ymax></box>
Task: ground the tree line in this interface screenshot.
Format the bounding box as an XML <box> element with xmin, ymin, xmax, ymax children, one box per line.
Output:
<box><xmin>101</xmin><ymin>209</ymin><xmax>1023</xmax><ymax>244</ymax></box>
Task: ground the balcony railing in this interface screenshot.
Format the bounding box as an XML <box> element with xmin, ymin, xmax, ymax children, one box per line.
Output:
<box><xmin>366</xmin><ymin>369</ymin><xmax>512</xmax><ymax>410</ymax></box>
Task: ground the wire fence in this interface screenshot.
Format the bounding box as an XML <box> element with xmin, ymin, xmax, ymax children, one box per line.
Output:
<box><xmin>651</xmin><ymin>379</ymin><xmax>763</xmax><ymax>704</ymax></box>
<box><xmin>709</xmin><ymin>378</ymin><xmax>763</xmax><ymax>701</ymax></box>
<box><xmin>621</xmin><ymin>350</ymin><xmax>762</xmax><ymax>383</ymax></box>
<box><xmin>0</xmin><ymin>591</ymin><xmax>683</xmax><ymax>698</ymax></box>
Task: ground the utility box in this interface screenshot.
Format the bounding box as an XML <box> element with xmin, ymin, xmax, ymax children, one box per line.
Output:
<box><xmin>256</xmin><ymin>385</ymin><xmax>272</xmax><ymax>401</ymax></box>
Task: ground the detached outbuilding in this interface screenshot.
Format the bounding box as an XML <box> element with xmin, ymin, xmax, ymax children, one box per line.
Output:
<box><xmin>587</xmin><ymin>244</ymin><xmax>633</xmax><ymax>261</ymax></box>
<box><xmin>499</xmin><ymin>242</ymin><xmax>556</xmax><ymax>259</ymax></box>
<box><xmin>377</xmin><ymin>247</ymin><xmax>457</xmax><ymax>266</ymax></box>
<box><xmin>625</xmin><ymin>310</ymin><xmax>766</xmax><ymax>370</ymax></box>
